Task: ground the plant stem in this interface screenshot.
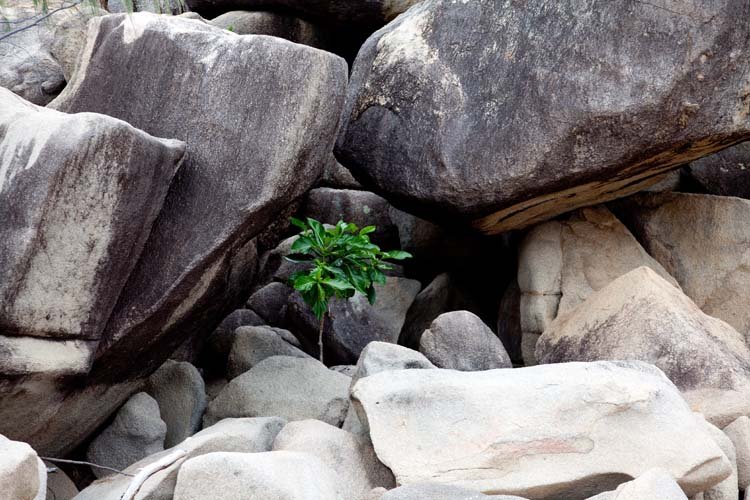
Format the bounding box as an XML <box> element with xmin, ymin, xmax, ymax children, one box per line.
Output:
<box><xmin>318</xmin><ymin>311</ymin><xmax>326</xmax><ymax>364</ymax></box>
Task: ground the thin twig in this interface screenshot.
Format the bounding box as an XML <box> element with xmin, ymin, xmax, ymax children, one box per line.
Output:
<box><xmin>40</xmin><ymin>457</ymin><xmax>135</xmax><ymax>477</ymax></box>
<box><xmin>0</xmin><ymin>0</ymin><xmax>84</xmax><ymax>42</ymax></box>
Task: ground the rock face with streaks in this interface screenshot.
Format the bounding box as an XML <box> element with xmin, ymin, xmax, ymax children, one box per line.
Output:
<box><xmin>536</xmin><ymin>267</ymin><xmax>750</xmax><ymax>427</ymax></box>
<box><xmin>336</xmin><ymin>0</ymin><xmax>750</xmax><ymax>233</ymax></box>
<box><xmin>0</xmin><ymin>12</ymin><xmax>347</xmax><ymax>456</ymax></box>
<box><xmin>352</xmin><ymin>361</ymin><xmax>731</xmax><ymax>498</ymax></box>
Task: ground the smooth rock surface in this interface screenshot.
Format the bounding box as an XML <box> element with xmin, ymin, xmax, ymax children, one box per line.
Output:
<box><xmin>203</xmin><ymin>309</ymin><xmax>265</xmax><ymax>369</ymax></box>
<box><xmin>588</xmin><ymin>469</ymin><xmax>687</xmax><ymax>500</ymax></box>
<box><xmin>204</xmin><ymin>356</ymin><xmax>350</xmax><ymax>427</ymax></box>
<box><xmin>246</xmin><ymin>283</ymin><xmax>292</xmax><ymax>327</ymax></box>
<box><xmin>614</xmin><ymin>192</ymin><xmax>750</xmax><ymax>339</ymax></box>
<box><xmin>0</xmin><ymin>435</ymin><xmax>41</xmax><ymax>500</ymax></box>
<box><xmin>273</xmin><ymin>419</ymin><xmax>395</xmax><ymax>498</ymax></box>
<box><xmin>227</xmin><ymin>325</ymin><xmax>310</xmax><ymax>379</ymax></box>
<box><xmin>86</xmin><ymin>393</ymin><xmax>167</xmax><ymax>478</ymax></box>
<box><xmin>336</xmin><ymin>0</ymin><xmax>750</xmax><ymax>233</ymax></box>
<box><xmin>173</xmin><ymin>451</ymin><xmax>339</xmax><ymax>500</ymax></box>
<box><xmin>537</xmin><ymin>267</ymin><xmax>750</xmax><ymax>427</ymax></box>
<box><xmin>45</xmin><ymin>460</ymin><xmax>79</xmax><ymax>500</ymax></box>
<box><xmin>352</xmin><ymin>361</ymin><xmax>730</xmax><ymax>498</ymax></box>
<box><xmin>699</xmin><ymin>418</ymin><xmax>738</xmax><ymax>500</ymax></box>
<box><xmin>75</xmin><ymin>417</ymin><xmax>285</xmax><ymax>500</ymax></box>
<box><xmin>722</xmin><ymin>416</ymin><xmax>750</xmax><ymax>489</ymax></box>
<box><xmin>382</xmin><ymin>484</ymin><xmax>526</xmax><ymax>500</ymax></box>
<box><xmin>419</xmin><ymin>311</ymin><xmax>511</xmax><ymax>371</ymax></box>
<box><xmin>146</xmin><ymin>360</ymin><xmax>207</xmax><ymax>448</ymax></box>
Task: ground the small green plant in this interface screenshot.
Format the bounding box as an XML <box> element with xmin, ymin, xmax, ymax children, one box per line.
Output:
<box><xmin>286</xmin><ymin>217</ymin><xmax>411</xmax><ymax>363</ymax></box>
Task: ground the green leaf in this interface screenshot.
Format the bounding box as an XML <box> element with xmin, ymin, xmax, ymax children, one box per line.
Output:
<box><xmin>290</xmin><ymin>236</ymin><xmax>314</xmax><ymax>254</ymax></box>
<box><xmin>322</xmin><ymin>278</ymin><xmax>355</xmax><ymax>291</ymax></box>
<box><xmin>384</xmin><ymin>250</ymin><xmax>413</xmax><ymax>260</ymax></box>
<box><xmin>290</xmin><ymin>217</ymin><xmax>308</xmax><ymax>231</ymax></box>
<box><xmin>307</xmin><ymin>218</ymin><xmax>326</xmax><ymax>245</ymax></box>
<box><xmin>359</xmin><ymin>225</ymin><xmax>376</xmax><ymax>236</ymax></box>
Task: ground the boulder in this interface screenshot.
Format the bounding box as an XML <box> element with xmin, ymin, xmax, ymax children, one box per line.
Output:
<box><xmin>75</xmin><ymin>417</ymin><xmax>285</xmax><ymax>500</ymax></box>
<box><xmin>613</xmin><ymin>192</ymin><xmax>750</xmax><ymax>340</ymax></box>
<box><xmin>331</xmin><ymin>365</ymin><xmax>356</xmax><ymax>377</ymax></box>
<box><xmin>419</xmin><ymin>311</ymin><xmax>511</xmax><ymax>371</ymax></box>
<box><xmin>399</xmin><ymin>273</ymin><xmax>455</xmax><ymax>349</ymax></box>
<box><xmin>227</xmin><ymin>326</ymin><xmax>310</xmax><ymax>378</ymax></box>
<box><xmin>27</xmin><ymin>12</ymin><xmax>344</xmax><ymax>455</ymax></box>
<box><xmin>0</xmin><ymin>435</ymin><xmax>41</xmax><ymax>500</ymax></box>
<box><xmin>335</xmin><ymin>0</ymin><xmax>750</xmax><ymax>233</ymax></box>
<box><xmin>536</xmin><ymin>267</ymin><xmax>750</xmax><ymax>427</ymax></box>
<box><xmin>185</xmin><ymin>0</ymin><xmax>421</xmax><ymax>27</ymax></box>
<box><xmin>352</xmin><ymin>361</ymin><xmax>731</xmax><ymax>498</ymax></box>
<box><xmin>286</xmin><ymin>277</ymin><xmax>421</xmax><ymax>364</ymax></box>
<box><xmin>0</xmin><ymin>5</ymin><xmax>102</xmax><ymax>104</ymax></box>
<box><xmin>173</xmin><ymin>451</ymin><xmax>339</xmax><ymax>500</ymax></box>
<box><xmin>686</xmin><ymin>142</ymin><xmax>750</xmax><ymax>199</ymax></box>
<box><xmin>587</xmin><ymin>469</ymin><xmax>687</xmax><ymax>500</ymax></box>
<box><xmin>517</xmin><ymin>207</ymin><xmax>678</xmax><ymax>365</ymax></box>
<box><xmin>722</xmin><ymin>416</ymin><xmax>750</xmax><ymax>489</ymax></box>
<box><xmin>273</xmin><ymin>419</ymin><xmax>395</xmax><ymax>497</ymax></box>
<box><xmin>381</xmin><ymin>484</ymin><xmax>527</xmax><ymax>500</ymax></box>
<box><xmin>0</xmin><ymin>87</ymin><xmax>184</xmax><ymax>375</ymax></box>
<box><xmin>204</xmin><ymin>356</ymin><xmax>350</xmax><ymax>427</ymax></box>
<box><xmin>86</xmin><ymin>393</ymin><xmax>167</xmax><ymax>478</ymax></box>
<box><xmin>210</xmin><ymin>11</ymin><xmax>331</xmax><ymax>50</ymax></box>
<box><xmin>300</xmin><ymin>188</ymin><xmax>400</xmax><ymax>247</ymax></box>
<box><xmin>321</xmin><ymin>158</ymin><xmax>362</xmax><ymax>189</ymax></box>
<box><xmin>344</xmin><ymin>341</ymin><xmax>435</xmax><ymax>435</ymax></box>
<box><xmin>203</xmin><ymin>309</ymin><xmax>265</xmax><ymax>369</ymax></box>
<box><xmin>146</xmin><ymin>360</ymin><xmax>207</xmax><ymax>448</ymax></box>
<box><xmin>246</xmin><ymin>283</ymin><xmax>293</xmax><ymax>326</ymax></box>
<box><xmin>698</xmin><ymin>418</ymin><xmax>738</xmax><ymax>500</ymax></box>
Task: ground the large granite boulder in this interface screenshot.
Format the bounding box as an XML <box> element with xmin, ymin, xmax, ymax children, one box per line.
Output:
<box><xmin>614</xmin><ymin>193</ymin><xmax>750</xmax><ymax>340</ymax></box>
<box><xmin>536</xmin><ymin>266</ymin><xmax>750</xmax><ymax>427</ymax></box>
<box><xmin>15</xmin><ymin>12</ymin><xmax>346</xmax><ymax>455</ymax></box>
<box><xmin>335</xmin><ymin>0</ymin><xmax>750</xmax><ymax>233</ymax></box>
<box><xmin>686</xmin><ymin>141</ymin><xmax>750</xmax><ymax>199</ymax></box>
<box><xmin>517</xmin><ymin>207</ymin><xmax>677</xmax><ymax>365</ymax></box>
<box><xmin>351</xmin><ymin>361</ymin><xmax>731</xmax><ymax>498</ymax></box>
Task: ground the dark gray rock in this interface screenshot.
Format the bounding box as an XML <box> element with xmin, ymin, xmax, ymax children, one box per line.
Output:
<box><xmin>398</xmin><ymin>273</ymin><xmax>455</xmax><ymax>349</ymax></box>
<box><xmin>146</xmin><ymin>360</ymin><xmax>207</xmax><ymax>448</ymax></box>
<box><xmin>321</xmin><ymin>158</ymin><xmax>362</xmax><ymax>189</ymax></box>
<box><xmin>336</xmin><ymin>0</ymin><xmax>750</xmax><ymax>234</ymax></box>
<box><xmin>246</xmin><ymin>282</ymin><xmax>293</xmax><ymax>326</ymax></box>
<box><xmin>186</xmin><ymin>0</ymin><xmax>421</xmax><ymax>28</ymax></box>
<box><xmin>419</xmin><ymin>311</ymin><xmax>512</xmax><ymax>371</ymax></box>
<box><xmin>300</xmin><ymin>188</ymin><xmax>399</xmax><ymax>247</ymax></box>
<box><xmin>286</xmin><ymin>277</ymin><xmax>421</xmax><ymax>365</ymax></box>
<box><xmin>496</xmin><ymin>280</ymin><xmax>522</xmax><ymax>364</ymax></box>
<box><xmin>210</xmin><ymin>11</ymin><xmax>332</xmax><ymax>51</ymax></box>
<box><xmin>5</xmin><ymin>12</ymin><xmax>345</xmax><ymax>456</ymax></box>
<box><xmin>686</xmin><ymin>142</ymin><xmax>750</xmax><ymax>199</ymax></box>
<box><xmin>86</xmin><ymin>392</ymin><xmax>167</xmax><ymax>478</ymax></box>
<box><xmin>203</xmin><ymin>309</ymin><xmax>265</xmax><ymax>372</ymax></box>
<box><xmin>227</xmin><ymin>325</ymin><xmax>311</xmax><ymax>378</ymax></box>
